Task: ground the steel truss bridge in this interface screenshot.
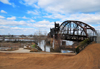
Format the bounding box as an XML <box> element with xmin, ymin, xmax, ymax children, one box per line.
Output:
<box><xmin>49</xmin><ymin>20</ymin><xmax>97</xmax><ymax>42</ymax></box>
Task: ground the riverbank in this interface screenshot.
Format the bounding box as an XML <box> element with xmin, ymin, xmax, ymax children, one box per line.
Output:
<box><xmin>0</xmin><ymin>48</ymin><xmax>76</xmax><ymax>55</ymax></box>
<box><xmin>0</xmin><ymin>43</ymin><xmax>100</xmax><ymax>69</ymax></box>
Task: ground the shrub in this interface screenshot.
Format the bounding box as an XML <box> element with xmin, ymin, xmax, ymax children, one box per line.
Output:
<box><xmin>76</xmin><ymin>46</ymin><xmax>79</xmax><ymax>54</ymax></box>
<box><xmin>76</xmin><ymin>38</ymin><xmax>90</xmax><ymax>54</ymax></box>
<box><xmin>31</xmin><ymin>44</ymin><xmax>36</xmax><ymax>48</ymax></box>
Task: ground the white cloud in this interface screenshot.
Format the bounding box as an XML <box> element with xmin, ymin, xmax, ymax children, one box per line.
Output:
<box><xmin>65</xmin><ymin>13</ymin><xmax>100</xmax><ymax>25</ymax></box>
<box><xmin>20</xmin><ymin>0</ymin><xmax>100</xmax><ymax>16</ymax></box>
<box><xmin>1</xmin><ymin>10</ymin><xmax>7</xmax><ymax>13</ymax></box>
<box><xmin>33</xmin><ymin>20</ymin><xmax>54</xmax><ymax>28</ymax></box>
<box><xmin>10</xmin><ymin>27</ymin><xmax>34</xmax><ymax>30</ymax></box>
<box><xmin>95</xmin><ymin>26</ymin><xmax>100</xmax><ymax>30</ymax></box>
<box><xmin>38</xmin><ymin>0</ymin><xmax>100</xmax><ymax>14</ymax></box>
<box><xmin>44</xmin><ymin>13</ymin><xmax>66</xmax><ymax>19</ymax></box>
<box><xmin>20</xmin><ymin>0</ymin><xmax>39</xmax><ymax>8</ymax></box>
<box><xmin>0</xmin><ymin>26</ymin><xmax>35</xmax><ymax>35</ymax></box>
<box><xmin>27</xmin><ymin>10</ymin><xmax>39</xmax><ymax>15</ymax></box>
<box><xmin>37</xmin><ymin>20</ymin><xmax>53</xmax><ymax>24</ymax></box>
<box><xmin>22</xmin><ymin>0</ymin><xmax>37</xmax><ymax>5</ymax></box>
<box><xmin>30</xmin><ymin>19</ymin><xmax>35</xmax><ymax>22</ymax></box>
<box><xmin>7</xmin><ymin>16</ymin><xmax>16</xmax><ymax>20</ymax></box>
<box><xmin>11</xmin><ymin>3</ymin><xmax>16</xmax><ymax>7</ymax></box>
<box><xmin>0</xmin><ymin>18</ymin><xmax>54</xmax><ymax>29</ymax></box>
<box><xmin>0</xmin><ymin>0</ymin><xmax>15</xmax><ymax>7</ymax></box>
<box><xmin>0</xmin><ymin>15</ymin><xmax>5</xmax><ymax>18</ymax></box>
<box><xmin>22</xmin><ymin>16</ymin><xmax>28</xmax><ymax>19</ymax></box>
<box><xmin>0</xmin><ymin>16</ymin><xmax>53</xmax><ymax>35</ymax></box>
<box><xmin>27</xmin><ymin>19</ymin><xmax>35</xmax><ymax>23</ymax></box>
<box><xmin>0</xmin><ymin>26</ymin><xmax>10</xmax><ymax>29</ymax></box>
<box><xmin>0</xmin><ymin>19</ymin><xmax>28</xmax><ymax>26</ymax></box>
<box><xmin>44</xmin><ymin>13</ymin><xmax>100</xmax><ymax>26</ymax></box>
<box><xmin>0</xmin><ymin>0</ymin><xmax>11</xmax><ymax>5</ymax></box>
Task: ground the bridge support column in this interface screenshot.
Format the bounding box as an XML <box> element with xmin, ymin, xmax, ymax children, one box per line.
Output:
<box><xmin>53</xmin><ymin>39</ymin><xmax>61</xmax><ymax>52</ymax></box>
<box><xmin>97</xmin><ymin>36</ymin><xmax>100</xmax><ymax>43</ymax></box>
<box><xmin>60</xmin><ymin>41</ymin><xmax>66</xmax><ymax>49</ymax></box>
<box><xmin>2</xmin><ymin>36</ymin><xmax>5</xmax><ymax>42</ymax></box>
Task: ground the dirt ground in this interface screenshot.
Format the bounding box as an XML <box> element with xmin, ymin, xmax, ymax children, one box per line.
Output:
<box><xmin>0</xmin><ymin>43</ymin><xmax>100</xmax><ymax>69</ymax></box>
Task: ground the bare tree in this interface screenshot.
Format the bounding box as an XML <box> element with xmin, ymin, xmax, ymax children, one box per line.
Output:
<box><xmin>33</xmin><ymin>30</ymin><xmax>43</xmax><ymax>45</ymax></box>
<box><xmin>44</xmin><ymin>31</ymin><xmax>47</xmax><ymax>51</ymax></box>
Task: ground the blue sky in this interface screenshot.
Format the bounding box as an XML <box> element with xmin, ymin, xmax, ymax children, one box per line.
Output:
<box><xmin>0</xmin><ymin>0</ymin><xmax>100</xmax><ymax>35</ymax></box>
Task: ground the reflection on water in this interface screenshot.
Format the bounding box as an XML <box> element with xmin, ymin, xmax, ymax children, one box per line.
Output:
<box><xmin>0</xmin><ymin>47</ymin><xmax>11</xmax><ymax>50</ymax></box>
<box><xmin>39</xmin><ymin>40</ymin><xmax>74</xmax><ymax>53</ymax></box>
<box><xmin>61</xmin><ymin>40</ymin><xmax>73</xmax><ymax>46</ymax></box>
<box><xmin>38</xmin><ymin>40</ymin><xmax>51</xmax><ymax>52</ymax></box>
<box><xmin>4</xmin><ymin>39</ymin><xmax>34</xmax><ymax>41</ymax></box>
<box><xmin>61</xmin><ymin>50</ymin><xmax>73</xmax><ymax>53</ymax></box>
<box><xmin>0</xmin><ymin>39</ymin><xmax>74</xmax><ymax>53</ymax></box>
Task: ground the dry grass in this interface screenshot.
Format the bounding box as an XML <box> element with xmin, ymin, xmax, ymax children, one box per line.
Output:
<box><xmin>0</xmin><ymin>42</ymin><xmax>20</xmax><ymax>51</ymax></box>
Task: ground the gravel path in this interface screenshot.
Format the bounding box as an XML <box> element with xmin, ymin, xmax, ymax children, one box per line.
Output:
<box><xmin>0</xmin><ymin>48</ymin><xmax>76</xmax><ymax>55</ymax></box>
<box><xmin>0</xmin><ymin>48</ymin><xmax>30</xmax><ymax>53</ymax></box>
<box><xmin>11</xmin><ymin>48</ymin><xmax>30</xmax><ymax>53</ymax></box>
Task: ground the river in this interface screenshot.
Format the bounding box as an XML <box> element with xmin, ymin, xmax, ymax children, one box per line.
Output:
<box><xmin>39</xmin><ymin>40</ymin><xmax>74</xmax><ymax>53</ymax></box>
<box><xmin>0</xmin><ymin>39</ymin><xmax>74</xmax><ymax>53</ymax></box>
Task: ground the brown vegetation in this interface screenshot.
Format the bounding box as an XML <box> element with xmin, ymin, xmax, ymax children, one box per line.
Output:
<box><xmin>0</xmin><ymin>42</ymin><xmax>20</xmax><ymax>51</ymax></box>
<box><xmin>0</xmin><ymin>43</ymin><xmax>100</xmax><ymax>69</ymax></box>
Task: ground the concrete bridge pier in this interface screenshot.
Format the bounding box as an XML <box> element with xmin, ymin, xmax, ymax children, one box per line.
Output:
<box><xmin>97</xmin><ymin>36</ymin><xmax>100</xmax><ymax>43</ymax></box>
<box><xmin>53</xmin><ymin>39</ymin><xmax>61</xmax><ymax>52</ymax></box>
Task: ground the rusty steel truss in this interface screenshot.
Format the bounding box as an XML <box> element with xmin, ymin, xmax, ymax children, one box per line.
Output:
<box><xmin>49</xmin><ymin>20</ymin><xmax>97</xmax><ymax>41</ymax></box>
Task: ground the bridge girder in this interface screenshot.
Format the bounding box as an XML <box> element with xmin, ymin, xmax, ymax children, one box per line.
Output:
<box><xmin>49</xmin><ymin>20</ymin><xmax>97</xmax><ymax>41</ymax></box>
<box><xmin>58</xmin><ymin>20</ymin><xmax>97</xmax><ymax>40</ymax></box>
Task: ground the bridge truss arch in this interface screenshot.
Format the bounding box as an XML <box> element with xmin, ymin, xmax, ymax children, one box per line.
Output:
<box><xmin>58</xmin><ymin>20</ymin><xmax>97</xmax><ymax>41</ymax></box>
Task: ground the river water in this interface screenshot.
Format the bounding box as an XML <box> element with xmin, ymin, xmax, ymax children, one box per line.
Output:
<box><xmin>39</xmin><ymin>40</ymin><xmax>74</xmax><ymax>53</ymax></box>
<box><xmin>0</xmin><ymin>39</ymin><xmax>74</xmax><ymax>53</ymax></box>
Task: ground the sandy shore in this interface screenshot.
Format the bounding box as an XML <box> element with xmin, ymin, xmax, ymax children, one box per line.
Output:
<box><xmin>0</xmin><ymin>43</ymin><xmax>100</xmax><ymax>69</ymax></box>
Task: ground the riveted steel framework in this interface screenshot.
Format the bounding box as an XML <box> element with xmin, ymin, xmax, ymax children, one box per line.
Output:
<box><xmin>57</xmin><ymin>20</ymin><xmax>97</xmax><ymax>41</ymax></box>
